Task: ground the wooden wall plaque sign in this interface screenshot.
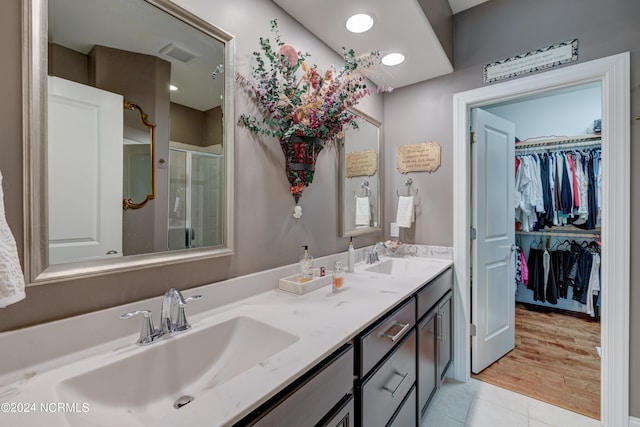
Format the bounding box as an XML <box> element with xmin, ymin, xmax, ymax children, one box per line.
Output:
<box><xmin>345</xmin><ymin>150</ymin><xmax>378</xmax><ymax>177</ymax></box>
<box><xmin>397</xmin><ymin>141</ymin><xmax>441</xmax><ymax>173</ymax></box>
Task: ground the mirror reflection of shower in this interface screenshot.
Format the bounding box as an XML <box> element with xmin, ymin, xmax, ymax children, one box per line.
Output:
<box><xmin>169</xmin><ymin>147</ymin><xmax>224</xmax><ymax>250</ymax></box>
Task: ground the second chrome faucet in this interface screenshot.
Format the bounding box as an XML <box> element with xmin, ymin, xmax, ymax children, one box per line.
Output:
<box><xmin>121</xmin><ymin>288</ymin><xmax>202</xmax><ymax>346</ymax></box>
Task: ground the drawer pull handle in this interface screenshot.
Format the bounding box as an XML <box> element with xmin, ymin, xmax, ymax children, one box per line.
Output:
<box><xmin>437</xmin><ymin>313</ymin><xmax>443</xmax><ymax>342</ymax></box>
<box><xmin>381</xmin><ymin>321</ymin><xmax>411</xmax><ymax>342</ymax></box>
<box><xmin>382</xmin><ymin>370</ymin><xmax>409</xmax><ymax>397</ymax></box>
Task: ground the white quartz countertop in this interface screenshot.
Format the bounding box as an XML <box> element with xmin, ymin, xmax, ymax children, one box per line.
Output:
<box><xmin>0</xmin><ymin>255</ymin><xmax>452</xmax><ymax>427</ymax></box>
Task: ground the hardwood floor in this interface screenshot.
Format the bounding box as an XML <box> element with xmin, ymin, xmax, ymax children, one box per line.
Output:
<box><xmin>472</xmin><ymin>304</ymin><xmax>601</xmax><ymax>420</ymax></box>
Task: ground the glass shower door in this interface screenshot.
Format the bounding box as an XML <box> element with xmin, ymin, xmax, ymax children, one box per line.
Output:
<box><xmin>168</xmin><ymin>148</ymin><xmax>223</xmax><ymax>250</ymax></box>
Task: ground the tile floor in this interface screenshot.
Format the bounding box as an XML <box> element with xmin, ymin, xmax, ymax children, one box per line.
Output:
<box><xmin>421</xmin><ymin>378</ymin><xmax>601</xmax><ymax>427</ymax></box>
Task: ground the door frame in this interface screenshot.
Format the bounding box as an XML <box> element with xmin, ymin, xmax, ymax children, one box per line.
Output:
<box><xmin>451</xmin><ymin>52</ymin><xmax>630</xmax><ymax>426</ymax></box>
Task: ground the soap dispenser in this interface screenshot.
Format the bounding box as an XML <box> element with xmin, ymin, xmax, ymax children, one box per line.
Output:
<box><xmin>299</xmin><ymin>245</ymin><xmax>314</xmax><ymax>283</ymax></box>
<box><xmin>347</xmin><ymin>237</ymin><xmax>355</xmax><ymax>272</ymax></box>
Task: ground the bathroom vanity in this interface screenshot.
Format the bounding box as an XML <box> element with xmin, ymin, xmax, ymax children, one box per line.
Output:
<box><xmin>235</xmin><ymin>258</ymin><xmax>454</xmax><ymax>426</ymax></box>
<box><xmin>0</xmin><ymin>251</ymin><xmax>453</xmax><ymax>427</ymax></box>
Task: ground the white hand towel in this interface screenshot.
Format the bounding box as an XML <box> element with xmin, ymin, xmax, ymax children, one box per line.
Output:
<box><xmin>396</xmin><ymin>196</ymin><xmax>415</xmax><ymax>228</ymax></box>
<box><xmin>355</xmin><ymin>196</ymin><xmax>371</xmax><ymax>226</ymax></box>
<box><xmin>0</xmin><ymin>170</ymin><xmax>25</xmax><ymax>308</ymax></box>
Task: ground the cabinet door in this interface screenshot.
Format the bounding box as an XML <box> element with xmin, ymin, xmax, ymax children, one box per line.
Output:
<box><xmin>418</xmin><ymin>309</ymin><xmax>438</xmax><ymax>416</ymax></box>
<box><xmin>437</xmin><ymin>291</ymin><xmax>453</xmax><ymax>383</ymax></box>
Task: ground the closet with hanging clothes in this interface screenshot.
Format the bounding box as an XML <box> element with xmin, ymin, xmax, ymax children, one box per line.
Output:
<box><xmin>513</xmin><ymin>135</ymin><xmax>602</xmax><ymax>318</ymax></box>
<box><xmin>473</xmin><ymin>82</ymin><xmax>603</xmax><ymax>420</ymax></box>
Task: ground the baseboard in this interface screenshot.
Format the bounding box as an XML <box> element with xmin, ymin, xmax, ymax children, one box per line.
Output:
<box><xmin>629</xmin><ymin>416</ymin><xmax>640</xmax><ymax>427</ymax></box>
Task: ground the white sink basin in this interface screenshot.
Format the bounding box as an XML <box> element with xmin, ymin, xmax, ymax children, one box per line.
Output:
<box><xmin>363</xmin><ymin>257</ymin><xmax>443</xmax><ymax>276</ymax></box>
<box><xmin>57</xmin><ymin>316</ymin><xmax>298</xmax><ymax>426</ymax></box>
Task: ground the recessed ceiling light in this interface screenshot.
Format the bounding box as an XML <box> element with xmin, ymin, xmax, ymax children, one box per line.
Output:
<box><xmin>346</xmin><ymin>13</ymin><xmax>374</xmax><ymax>33</ymax></box>
<box><xmin>382</xmin><ymin>53</ymin><xmax>405</xmax><ymax>66</ymax></box>
<box><xmin>169</xmin><ymin>84</ymin><xmax>179</xmax><ymax>91</ymax></box>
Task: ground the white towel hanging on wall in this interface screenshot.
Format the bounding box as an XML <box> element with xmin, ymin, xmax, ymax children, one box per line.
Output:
<box><xmin>0</xmin><ymin>169</ymin><xmax>25</xmax><ymax>308</ymax></box>
<box><xmin>396</xmin><ymin>196</ymin><xmax>415</xmax><ymax>228</ymax></box>
<box><xmin>355</xmin><ymin>196</ymin><xmax>371</xmax><ymax>226</ymax></box>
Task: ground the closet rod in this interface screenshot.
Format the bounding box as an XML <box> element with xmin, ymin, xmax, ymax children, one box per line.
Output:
<box><xmin>515</xmin><ymin>141</ymin><xmax>602</xmax><ymax>153</ymax></box>
<box><xmin>515</xmin><ymin>133</ymin><xmax>601</xmax><ymax>149</ymax></box>
<box><xmin>516</xmin><ymin>230</ymin><xmax>600</xmax><ymax>239</ymax></box>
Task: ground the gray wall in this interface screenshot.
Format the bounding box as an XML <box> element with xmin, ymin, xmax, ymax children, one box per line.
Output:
<box><xmin>383</xmin><ymin>0</ymin><xmax>640</xmax><ymax>417</ymax></box>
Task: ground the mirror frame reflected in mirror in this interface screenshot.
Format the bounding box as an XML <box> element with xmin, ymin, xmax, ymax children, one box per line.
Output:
<box><xmin>123</xmin><ymin>100</ymin><xmax>156</xmax><ymax>210</ymax></box>
<box><xmin>339</xmin><ymin>108</ymin><xmax>383</xmax><ymax>238</ymax></box>
<box><xmin>23</xmin><ymin>0</ymin><xmax>236</xmax><ymax>285</ymax></box>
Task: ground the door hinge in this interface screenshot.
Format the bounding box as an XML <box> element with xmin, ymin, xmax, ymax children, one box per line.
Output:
<box><xmin>470</xmin><ymin>324</ymin><xmax>477</xmax><ymax>337</ymax></box>
<box><xmin>470</xmin><ymin>131</ymin><xmax>477</xmax><ymax>144</ymax></box>
<box><xmin>471</xmin><ymin>227</ymin><xmax>477</xmax><ymax>240</ymax></box>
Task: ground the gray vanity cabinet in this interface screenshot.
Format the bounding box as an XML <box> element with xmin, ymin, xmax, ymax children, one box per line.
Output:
<box><xmin>239</xmin><ymin>265</ymin><xmax>453</xmax><ymax>427</ymax></box>
<box><xmin>416</xmin><ymin>268</ymin><xmax>453</xmax><ymax>418</ymax></box>
<box><xmin>355</xmin><ymin>298</ymin><xmax>416</xmax><ymax>426</ymax></box>
<box><xmin>417</xmin><ymin>308</ymin><xmax>438</xmax><ymax>415</ymax></box>
<box><xmin>389</xmin><ymin>386</ymin><xmax>417</xmax><ymax>427</ymax></box>
<box><xmin>437</xmin><ymin>291</ymin><xmax>453</xmax><ymax>383</ymax></box>
<box><xmin>361</xmin><ymin>330</ymin><xmax>416</xmax><ymax>426</ymax></box>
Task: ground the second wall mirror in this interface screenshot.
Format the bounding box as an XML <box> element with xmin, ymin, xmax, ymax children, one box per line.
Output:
<box><xmin>339</xmin><ymin>109</ymin><xmax>382</xmax><ymax>237</ymax></box>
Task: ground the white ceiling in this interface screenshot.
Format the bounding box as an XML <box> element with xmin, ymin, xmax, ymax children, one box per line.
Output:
<box><xmin>49</xmin><ymin>0</ymin><xmax>225</xmax><ymax>111</ymax></box>
<box><xmin>49</xmin><ymin>0</ymin><xmax>489</xmax><ymax>109</ymax></box>
<box><xmin>272</xmin><ymin>0</ymin><xmax>489</xmax><ymax>89</ymax></box>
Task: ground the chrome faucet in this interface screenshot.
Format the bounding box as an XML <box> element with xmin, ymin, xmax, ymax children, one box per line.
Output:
<box><xmin>366</xmin><ymin>242</ymin><xmax>387</xmax><ymax>264</ymax></box>
<box><xmin>120</xmin><ymin>288</ymin><xmax>202</xmax><ymax>346</ymax></box>
<box><xmin>161</xmin><ymin>288</ymin><xmax>202</xmax><ymax>334</ymax></box>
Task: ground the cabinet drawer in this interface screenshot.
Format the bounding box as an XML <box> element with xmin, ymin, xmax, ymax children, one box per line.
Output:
<box><xmin>359</xmin><ymin>298</ymin><xmax>415</xmax><ymax>377</ymax></box>
<box><xmin>253</xmin><ymin>345</ymin><xmax>353</xmax><ymax>426</ymax></box>
<box><xmin>417</xmin><ymin>268</ymin><xmax>452</xmax><ymax>320</ymax></box>
<box><xmin>319</xmin><ymin>394</ymin><xmax>354</xmax><ymax>427</ymax></box>
<box><xmin>362</xmin><ymin>330</ymin><xmax>416</xmax><ymax>426</ymax></box>
<box><xmin>389</xmin><ymin>385</ymin><xmax>417</xmax><ymax>427</ymax></box>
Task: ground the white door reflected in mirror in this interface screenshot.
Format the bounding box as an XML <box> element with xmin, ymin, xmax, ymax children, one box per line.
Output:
<box><xmin>48</xmin><ymin>76</ymin><xmax>123</xmax><ymax>264</ymax></box>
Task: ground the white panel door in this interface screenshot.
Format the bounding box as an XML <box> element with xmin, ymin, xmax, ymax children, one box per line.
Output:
<box><xmin>48</xmin><ymin>76</ymin><xmax>123</xmax><ymax>264</ymax></box>
<box><xmin>471</xmin><ymin>108</ymin><xmax>516</xmax><ymax>374</ymax></box>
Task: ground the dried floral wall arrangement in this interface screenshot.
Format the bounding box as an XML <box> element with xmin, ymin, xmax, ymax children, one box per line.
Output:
<box><xmin>237</xmin><ymin>19</ymin><xmax>386</xmax><ymax>205</ymax></box>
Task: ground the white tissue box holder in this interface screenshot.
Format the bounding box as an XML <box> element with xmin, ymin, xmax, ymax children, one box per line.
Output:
<box><xmin>279</xmin><ymin>269</ymin><xmax>332</xmax><ymax>295</ymax></box>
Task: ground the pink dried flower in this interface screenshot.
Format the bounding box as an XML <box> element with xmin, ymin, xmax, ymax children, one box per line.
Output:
<box><xmin>278</xmin><ymin>44</ymin><xmax>299</xmax><ymax>68</ymax></box>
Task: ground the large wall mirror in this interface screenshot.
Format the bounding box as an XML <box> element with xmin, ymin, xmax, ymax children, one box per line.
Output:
<box><xmin>339</xmin><ymin>109</ymin><xmax>382</xmax><ymax>237</ymax></box>
<box><xmin>23</xmin><ymin>0</ymin><xmax>235</xmax><ymax>284</ymax></box>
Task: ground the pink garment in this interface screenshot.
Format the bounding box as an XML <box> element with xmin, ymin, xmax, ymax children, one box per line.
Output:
<box><xmin>567</xmin><ymin>154</ymin><xmax>580</xmax><ymax>208</ymax></box>
<box><xmin>519</xmin><ymin>249</ymin><xmax>529</xmax><ymax>287</ymax></box>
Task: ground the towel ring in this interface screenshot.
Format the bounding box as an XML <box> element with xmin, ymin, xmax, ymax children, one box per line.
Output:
<box><xmin>396</xmin><ymin>178</ymin><xmax>418</xmax><ymax>197</ymax></box>
<box><xmin>356</xmin><ymin>181</ymin><xmax>372</xmax><ymax>198</ymax></box>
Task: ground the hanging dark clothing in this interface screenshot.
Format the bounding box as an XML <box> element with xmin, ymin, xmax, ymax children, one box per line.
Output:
<box><xmin>573</xmin><ymin>153</ymin><xmax>597</xmax><ymax>230</ymax></box>
<box><xmin>547</xmin><ymin>250</ymin><xmax>565</xmax><ymax>304</ymax></box>
<box><xmin>539</xmin><ymin>155</ymin><xmax>553</xmax><ymax>227</ymax></box>
<box><xmin>528</xmin><ymin>248</ymin><xmax>546</xmax><ymax>303</ymax></box>
<box><xmin>560</xmin><ymin>155</ymin><xmax>573</xmax><ymax>215</ymax></box>
<box><xmin>571</xmin><ymin>243</ymin><xmax>594</xmax><ymax>304</ymax></box>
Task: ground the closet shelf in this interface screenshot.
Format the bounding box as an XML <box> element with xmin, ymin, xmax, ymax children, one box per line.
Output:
<box><xmin>515</xmin><ymin>133</ymin><xmax>601</xmax><ymax>150</ymax></box>
<box><xmin>516</xmin><ymin>226</ymin><xmax>600</xmax><ymax>239</ymax></box>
